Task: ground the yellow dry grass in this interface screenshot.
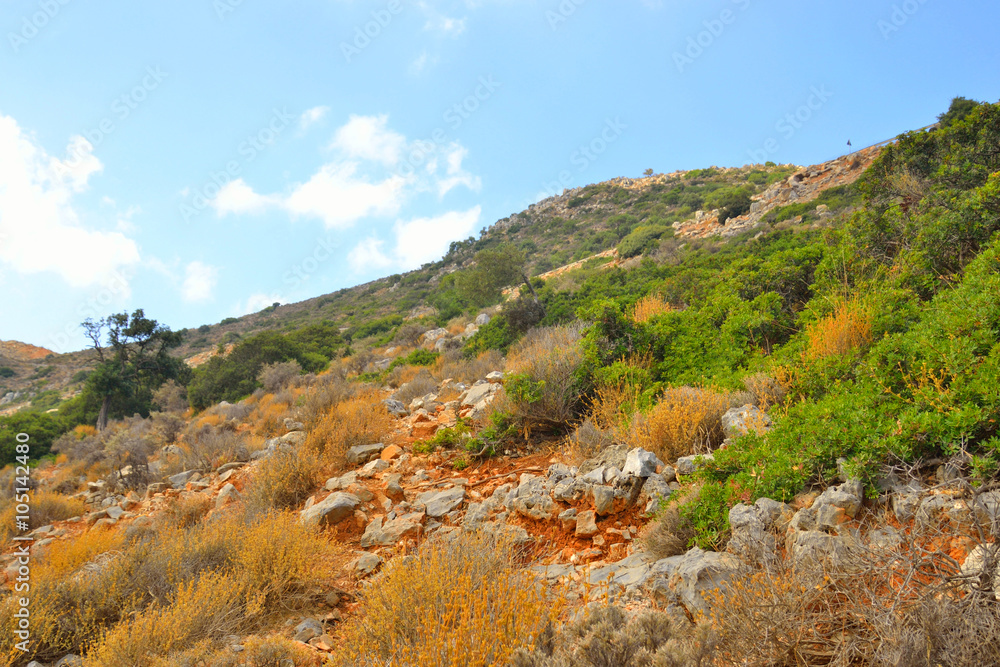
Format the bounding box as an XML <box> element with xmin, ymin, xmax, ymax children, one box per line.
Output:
<box><xmin>629</xmin><ymin>386</ymin><xmax>734</xmax><ymax>462</ymax></box>
<box><xmin>804</xmin><ymin>297</ymin><xmax>873</xmax><ymax>360</ymax></box>
<box><xmin>631</xmin><ymin>293</ymin><xmax>672</xmax><ymax>323</ymax></box>
<box><xmin>334</xmin><ymin>532</ymin><xmax>567</xmax><ymax>667</ymax></box>
<box><xmin>305</xmin><ymin>389</ymin><xmax>395</xmax><ymax>468</ymax></box>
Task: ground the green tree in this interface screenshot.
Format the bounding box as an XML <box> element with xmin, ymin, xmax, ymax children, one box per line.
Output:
<box><xmin>0</xmin><ymin>411</ymin><xmax>65</xmax><ymax>466</ymax></box>
<box><xmin>455</xmin><ymin>245</ymin><xmax>534</xmax><ymax>308</ymax></box>
<box><xmin>937</xmin><ymin>96</ymin><xmax>981</xmax><ymax>128</ymax></box>
<box><xmin>82</xmin><ymin>309</ymin><xmax>186</xmax><ymax>431</ymax></box>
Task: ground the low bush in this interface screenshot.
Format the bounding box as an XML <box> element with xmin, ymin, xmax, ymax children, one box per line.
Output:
<box><xmin>499</xmin><ymin>325</ymin><xmax>587</xmax><ymax>433</ymax></box>
<box><xmin>305</xmin><ymin>389</ymin><xmax>395</xmax><ymax>467</ymax></box>
<box><xmin>804</xmin><ymin>296</ymin><xmax>873</xmax><ymax>360</ymax></box>
<box><xmin>509</xmin><ymin>604</ymin><xmax>717</xmax><ymax>667</ymax></box>
<box><xmin>0</xmin><ymin>490</ymin><xmax>86</xmax><ymax>541</ymax></box>
<box><xmin>0</xmin><ymin>510</ymin><xmax>339</xmax><ymax>664</ymax></box>
<box><xmin>257</xmin><ymin>360</ymin><xmax>303</xmax><ymax>393</ymax></box>
<box><xmin>392</xmin><ymin>371</ymin><xmax>438</xmax><ymax>406</ymax></box>
<box><xmin>335</xmin><ymin>532</ymin><xmax>567</xmax><ymax>667</ymax></box>
<box><xmin>245</xmin><ymin>449</ymin><xmax>321</xmax><ymax>513</ymax></box>
<box><xmin>629</xmin><ymin>387</ymin><xmax>738</xmax><ymax>463</ymax></box>
<box><xmin>640</xmin><ymin>505</ymin><xmax>696</xmax><ymax>560</ymax></box>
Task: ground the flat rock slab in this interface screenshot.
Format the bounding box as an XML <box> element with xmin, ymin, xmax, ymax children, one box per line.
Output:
<box><xmin>299</xmin><ymin>493</ymin><xmax>361</xmax><ymax>528</ymax></box>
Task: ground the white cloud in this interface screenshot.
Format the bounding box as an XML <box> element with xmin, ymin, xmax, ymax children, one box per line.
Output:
<box><xmin>0</xmin><ymin>115</ymin><xmax>140</xmax><ymax>288</ymax></box>
<box><xmin>347</xmin><ymin>206</ymin><xmax>481</xmax><ymax>273</ymax></box>
<box><xmin>299</xmin><ymin>105</ymin><xmax>330</xmax><ymax>131</ymax></box>
<box><xmin>424</xmin><ymin>14</ymin><xmax>466</xmax><ymax>36</ymax></box>
<box><xmin>394</xmin><ymin>207</ymin><xmax>481</xmax><ymax>269</ymax></box>
<box><xmin>331</xmin><ymin>114</ymin><xmax>406</xmax><ymax>166</ymax></box>
<box><xmin>209</xmin><ymin>114</ymin><xmax>481</xmax><ymax>231</ymax></box>
<box><xmin>234</xmin><ymin>292</ymin><xmax>284</xmax><ymax>316</ymax></box>
<box><xmin>213</xmin><ymin>178</ymin><xmax>276</xmax><ymax>216</ymax></box>
<box><xmin>347</xmin><ymin>237</ymin><xmax>393</xmax><ymax>273</ymax></box>
<box><xmin>181</xmin><ymin>261</ymin><xmax>218</xmax><ymax>302</ymax></box>
<box><xmin>284</xmin><ymin>163</ymin><xmax>408</xmax><ymax>228</ymax></box>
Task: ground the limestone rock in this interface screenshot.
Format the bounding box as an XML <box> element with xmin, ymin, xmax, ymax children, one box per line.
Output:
<box><xmin>346</xmin><ymin>444</ymin><xmax>384</xmax><ymax>466</ymax></box>
<box><xmin>299</xmin><ymin>493</ymin><xmax>361</xmax><ymax>528</ymax></box>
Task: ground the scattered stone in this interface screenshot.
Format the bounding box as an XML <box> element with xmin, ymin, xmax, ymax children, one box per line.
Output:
<box><xmin>591</xmin><ymin>485</ymin><xmax>615</xmax><ymax>515</ymax></box>
<box><xmin>346</xmin><ymin>444</ymin><xmax>384</xmax><ymax>466</ymax></box>
<box><xmin>417</xmin><ymin>487</ymin><xmax>466</xmax><ymax>518</ymax></box>
<box><xmin>384</xmin><ymin>399</ymin><xmax>409</xmax><ymax>417</ymax></box>
<box><xmin>105</xmin><ymin>505</ymin><xmax>124</xmax><ymax>521</ymax></box>
<box><xmin>353</xmin><ymin>552</ymin><xmax>382</xmax><ymax>577</ymax></box>
<box><xmin>721</xmin><ymin>405</ymin><xmax>772</xmax><ymax>439</ymax></box>
<box><xmin>168</xmin><ymin>470</ymin><xmax>199</xmax><ymax>490</ymax></box>
<box><xmin>361</xmin><ymin>513</ymin><xmax>424</xmax><ymax>547</ymax></box>
<box><xmin>576</xmin><ymin>510</ymin><xmax>599</xmax><ymax>537</ymax></box>
<box><xmin>381</xmin><ymin>444</ymin><xmax>403</xmax><ymax>460</ymax></box>
<box><xmin>293</xmin><ymin>618</ymin><xmax>324</xmax><ymax>643</ymax></box>
<box><xmin>622</xmin><ymin>448</ymin><xmax>663</xmax><ymax>478</ymax></box>
<box><xmin>559</xmin><ymin>508</ymin><xmax>578</xmax><ymax>531</ymax></box>
<box><xmin>486</xmin><ymin>371</ymin><xmax>504</xmax><ymax>383</ymax></box>
<box><xmin>675</xmin><ymin>454</ymin><xmax>714</xmax><ymax>477</ymax></box>
<box><xmin>299</xmin><ymin>493</ymin><xmax>362</xmax><ymax>528</ymax></box>
<box><xmin>216</xmin><ymin>483</ymin><xmax>241</xmax><ymax>509</ymax></box>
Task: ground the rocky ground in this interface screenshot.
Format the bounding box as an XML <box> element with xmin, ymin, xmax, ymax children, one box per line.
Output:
<box><xmin>6</xmin><ymin>356</ymin><xmax>1000</xmax><ymax>665</ymax></box>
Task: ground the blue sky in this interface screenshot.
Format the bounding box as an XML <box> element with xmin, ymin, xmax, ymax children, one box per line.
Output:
<box><xmin>0</xmin><ymin>0</ymin><xmax>997</xmax><ymax>352</ymax></box>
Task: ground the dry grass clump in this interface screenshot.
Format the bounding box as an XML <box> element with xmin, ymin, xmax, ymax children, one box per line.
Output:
<box><xmin>631</xmin><ymin>293</ymin><xmax>673</xmax><ymax>323</ymax></box>
<box><xmin>0</xmin><ymin>510</ymin><xmax>339</xmax><ymax>665</ymax></box>
<box><xmin>566</xmin><ymin>419</ymin><xmax>618</xmax><ymax>463</ymax></box>
<box><xmin>385</xmin><ymin>362</ymin><xmax>422</xmax><ymax>389</ymax></box>
<box><xmin>300</xmin><ymin>369</ymin><xmax>357</xmax><ymax>428</ymax></box>
<box><xmin>391</xmin><ymin>370</ymin><xmax>438</xmax><ymax>405</ymax></box>
<box><xmin>640</xmin><ymin>505</ymin><xmax>696</xmax><ymax>560</ymax></box>
<box><xmin>510</xmin><ymin>604</ymin><xmax>717</xmax><ymax>667</ymax></box>
<box><xmin>0</xmin><ymin>490</ymin><xmax>87</xmax><ymax>541</ymax></box>
<box><xmin>629</xmin><ymin>387</ymin><xmax>736</xmax><ymax>462</ymax></box>
<box><xmin>245</xmin><ymin>449</ymin><xmax>321</xmax><ymax>513</ymax></box>
<box><xmin>246</xmin><ymin>391</ymin><xmax>296</xmax><ymax>438</ymax></box>
<box><xmin>167</xmin><ymin>426</ymin><xmax>256</xmax><ymax>474</ymax></box>
<box><xmin>589</xmin><ymin>382</ymin><xmax>644</xmax><ymax>433</ymax></box>
<box><xmin>305</xmin><ymin>389</ymin><xmax>394</xmax><ymax>467</ymax></box>
<box><xmin>147</xmin><ymin>635</ymin><xmax>321</xmax><ymax>667</ymax></box>
<box><xmin>335</xmin><ymin>532</ymin><xmax>567</xmax><ymax>667</ymax></box>
<box><xmin>258</xmin><ymin>360</ymin><xmax>303</xmax><ymax>393</ymax></box>
<box><xmin>161</xmin><ymin>494</ymin><xmax>213</xmax><ymax>528</ymax></box>
<box><xmin>437</xmin><ymin>348</ymin><xmax>505</xmax><ymax>385</ymax></box>
<box><xmin>741</xmin><ymin>372</ymin><xmax>787</xmax><ymax>409</ymax></box>
<box><xmin>805</xmin><ymin>296</ymin><xmax>873</xmax><ymax>360</ymax></box>
<box><xmin>710</xmin><ymin>520</ymin><xmax>1000</xmax><ymax>666</ymax></box>
<box><xmin>500</xmin><ymin>324</ymin><xmax>586</xmax><ymax>432</ymax></box>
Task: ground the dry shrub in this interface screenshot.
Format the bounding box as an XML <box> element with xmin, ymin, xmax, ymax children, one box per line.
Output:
<box><xmin>258</xmin><ymin>359</ymin><xmax>302</xmax><ymax>393</ymax></box>
<box><xmin>300</xmin><ymin>371</ymin><xmax>357</xmax><ymax>429</ymax></box>
<box><xmin>392</xmin><ymin>370</ymin><xmax>438</xmax><ymax>405</ymax></box>
<box><xmin>305</xmin><ymin>389</ymin><xmax>394</xmax><ymax>467</ymax></box>
<box><xmin>153</xmin><ymin>380</ymin><xmax>189</xmax><ymax>413</ymax></box>
<box><xmin>245</xmin><ymin>450</ymin><xmax>321</xmax><ymax>513</ymax></box>
<box><xmin>566</xmin><ymin>419</ymin><xmax>618</xmax><ymax>463</ymax></box>
<box><xmin>631</xmin><ymin>293</ymin><xmax>672</xmax><ymax>323</ymax></box>
<box><xmin>629</xmin><ymin>387</ymin><xmax>736</xmax><ymax>462</ymax></box>
<box><xmin>741</xmin><ymin>372</ymin><xmax>787</xmax><ymax>409</ymax></box>
<box><xmin>805</xmin><ymin>297</ymin><xmax>873</xmax><ymax>360</ymax></box>
<box><xmin>172</xmin><ymin>427</ymin><xmax>253</xmax><ymax>473</ymax></box>
<box><xmin>589</xmin><ymin>382</ymin><xmax>644</xmax><ymax>433</ymax></box>
<box><xmin>162</xmin><ymin>494</ymin><xmax>213</xmax><ymax>528</ymax></box>
<box><xmin>248</xmin><ymin>392</ymin><xmax>293</xmax><ymax>437</ymax></box>
<box><xmin>510</xmin><ymin>604</ymin><xmax>717</xmax><ymax>667</ymax></box>
<box><xmin>0</xmin><ymin>510</ymin><xmax>339</xmax><ymax>665</ymax></box>
<box><xmin>0</xmin><ymin>490</ymin><xmax>86</xmax><ymax>542</ymax></box>
<box><xmin>153</xmin><ymin>635</ymin><xmax>321</xmax><ymax>667</ymax></box>
<box><xmin>385</xmin><ymin>363</ymin><xmax>421</xmax><ymax>388</ymax></box>
<box><xmin>501</xmin><ymin>324</ymin><xmax>586</xmax><ymax>432</ymax></box>
<box><xmin>640</xmin><ymin>506</ymin><xmax>695</xmax><ymax>560</ymax></box>
<box><xmin>336</xmin><ymin>532</ymin><xmax>567</xmax><ymax>667</ymax></box>
<box><xmin>437</xmin><ymin>348</ymin><xmax>506</xmax><ymax>385</ymax></box>
<box><xmin>393</xmin><ymin>322</ymin><xmax>425</xmax><ymax>347</ymax></box>
<box><xmin>710</xmin><ymin>519</ymin><xmax>1000</xmax><ymax>666</ymax></box>
<box><xmin>343</xmin><ymin>349</ymin><xmax>375</xmax><ymax>376</ymax></box>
